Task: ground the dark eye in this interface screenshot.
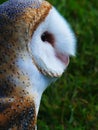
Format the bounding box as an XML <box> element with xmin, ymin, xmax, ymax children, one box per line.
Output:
<box><xmin>41</xmin><ymin>31</ymin><xmax>55</xmax><ymax>46</ymax></box>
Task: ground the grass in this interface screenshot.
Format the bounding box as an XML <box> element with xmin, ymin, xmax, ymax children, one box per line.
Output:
<box><xmin>0</xmin><ymin>0</ymin><xmax>98</xmax><ymax>130</ymax></box>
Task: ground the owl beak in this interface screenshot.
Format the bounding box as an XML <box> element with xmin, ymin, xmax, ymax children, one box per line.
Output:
<box><xmin>56</xmin><ymin>52</ymin><xmax>69</xmax><ymax>66</ymax></box>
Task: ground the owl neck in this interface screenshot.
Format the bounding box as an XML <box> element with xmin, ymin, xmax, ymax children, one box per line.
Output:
<box><xmin>16</xmin><ymin>53</ymin><xmax>55</xmax><ymax>115</ymax></box>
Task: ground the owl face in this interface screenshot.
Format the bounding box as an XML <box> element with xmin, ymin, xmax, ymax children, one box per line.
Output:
<box><xmin>28</xmin><ymin>7</ymin><xmax>76</xmax><ymax>78</ymax></box>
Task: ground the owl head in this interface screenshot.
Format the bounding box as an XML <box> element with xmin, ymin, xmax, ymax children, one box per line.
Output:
<box><xmin>0</xmin><ymin>0</ymin><xmax>76</xmax><ymax>79</ymax></box>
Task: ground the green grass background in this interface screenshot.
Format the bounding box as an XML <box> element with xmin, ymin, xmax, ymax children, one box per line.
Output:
<box><xmin>0</xmin><ymin>0</ymin><xmax>98</xmax><ymax>130</ymax></box>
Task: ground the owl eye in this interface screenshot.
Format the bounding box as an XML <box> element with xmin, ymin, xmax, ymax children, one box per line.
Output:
<box><xmin>41</xmin><ymin>31</ymin><xmax>55</xmax><ymax>46</ymax></box>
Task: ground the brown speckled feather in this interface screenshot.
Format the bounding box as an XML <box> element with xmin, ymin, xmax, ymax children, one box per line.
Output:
<box><xmin>0</xmin><ymin>0</ymin><xmax>51</xmax><ymax>129</ymax></box>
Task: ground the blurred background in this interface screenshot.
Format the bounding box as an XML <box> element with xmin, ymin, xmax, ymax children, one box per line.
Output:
<box><xmin>0</xmin><ymin>0</ymin><xmax>98</xmax><ymax>130</ymax></box>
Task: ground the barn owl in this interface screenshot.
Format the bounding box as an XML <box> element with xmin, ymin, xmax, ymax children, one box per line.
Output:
<box><xmin>0</xmin><ymin>0</ymin><xmax>76</xmax><ymax>129</ymax></box>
